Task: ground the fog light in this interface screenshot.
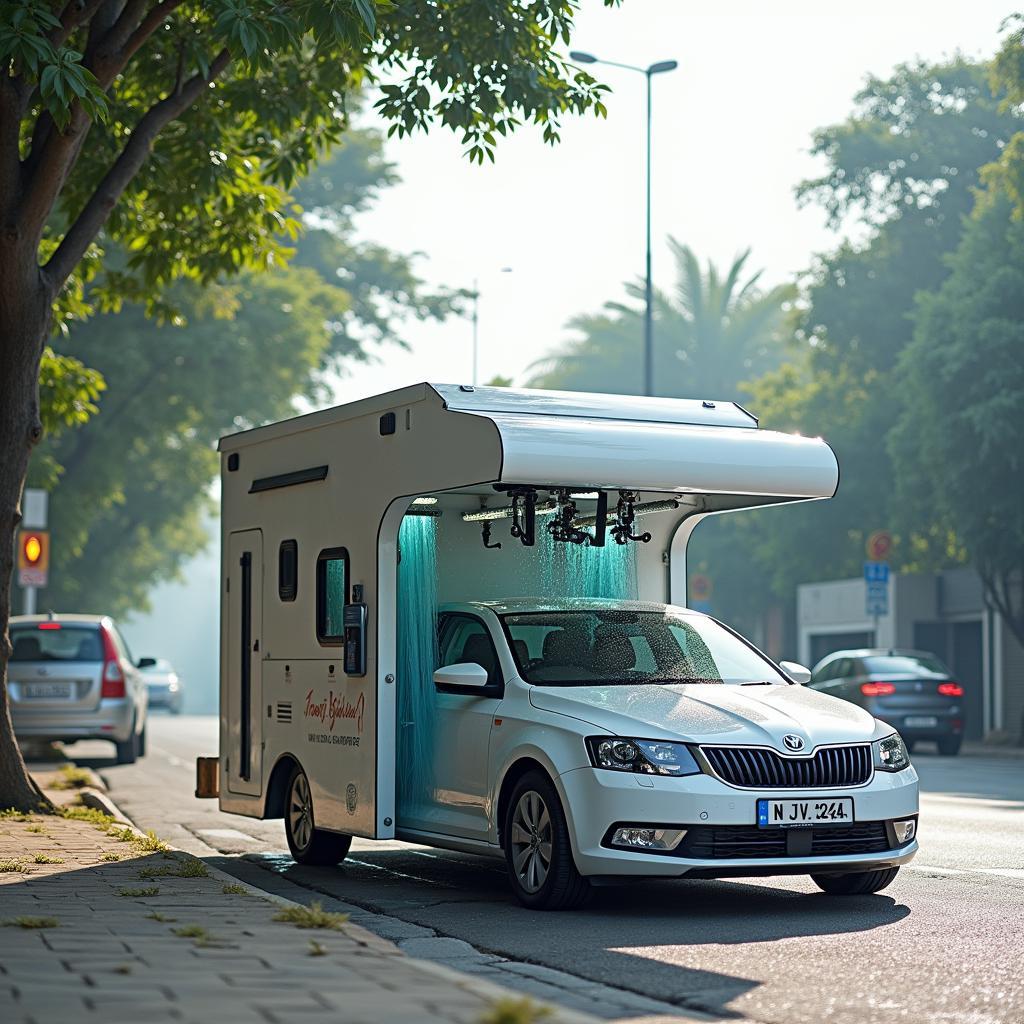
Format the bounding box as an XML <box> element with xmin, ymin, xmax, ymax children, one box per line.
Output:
<box><xmin>893</xmin><ymin>819</ymin><xmax>916</xmax><ymax>844</ymax></box>
<box><xmin>610</xmin><ymin>827</ymin><xmax>686</xmax><ymax>851</ymax></box>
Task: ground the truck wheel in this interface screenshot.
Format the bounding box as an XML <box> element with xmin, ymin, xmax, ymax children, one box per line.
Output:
<box><xmin>503</xmin><ymin>770</ymin><xmax>590</xmax><ymax>910</ymax></box>
<box><xmin>811</xmin><ymin>866</ymin><xmax>899</xmax><ymax>895</ymax></box>
<box><xmin>285</xmin><ymin>764</ymin><xmax>352</xmax><ymax>866</ymax></box>
<box><xmin>114</xmin><ymin>719</ymin><xmax>137</xmax><ymax>765</ymax></box>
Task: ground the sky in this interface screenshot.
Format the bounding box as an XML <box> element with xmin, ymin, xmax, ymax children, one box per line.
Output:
<box><xmin>121</xmin><ymin>0</ymin><xmax>1015</xmax><ymax>709</ymax></box>
<box><xmin>332</xmin><ymin>0</ymin><xmax>1013</xmax><ymax>401</ymax></box>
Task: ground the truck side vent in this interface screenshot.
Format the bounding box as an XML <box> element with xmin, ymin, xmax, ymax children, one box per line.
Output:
<box><xmin>276</xmin><ymin>702</ymin><xmax>292</xmax><ymax>723</ymax></box>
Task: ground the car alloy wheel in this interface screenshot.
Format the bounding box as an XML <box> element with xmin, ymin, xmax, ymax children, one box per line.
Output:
<box><xmin>510</xmin><ymin>789</ymin><xmax>553</xmax><ymax>894</ymax></box>
<box><xmin>288</xmin><ymin>770</ymin><xmax>314</xmax><ymax>853</ymax></box>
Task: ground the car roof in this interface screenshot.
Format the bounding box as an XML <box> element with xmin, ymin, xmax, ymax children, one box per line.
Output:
<box><xmin>9</xmin><ymin>613</ymin><xmax>110</xmax><ymax>627</ymax></box>
<box><xmin>818</xmin><ymin>648</ymin><xmax>937</xmax><ymax>661</ymax></box>
<box><xmin>442</xmin><ymin>598</ymin><xmax>704</xmax><ymax>616</ymax></box>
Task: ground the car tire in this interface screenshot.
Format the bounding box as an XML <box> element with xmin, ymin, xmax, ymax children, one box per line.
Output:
<box><xmin>503</xmin><ymin>770</ymin><xmax>591</xmax><ymax>911</ymax></box>
<box><xmin>114</xmin><ymin>720</ymin><xmax>137</xmax><ymax>765</ymax></box>
<box><xmin>937</xmin><ymin>736</ymin><xmax>962</xmax><ymax>756</ymax></box>
<box><xmin>811</xmin><ymin>866</ymin><xmax>900</xmax><ymax>895</ymax></box>
<box><xmin>136</xmin><ymin>722</ymin><xmax>147</xmax><ymax>758</ymax></box>
<box><xmin>284</xmin><ymin>764</ymin><xmax>352</xmax><ymax>866</ymax></box>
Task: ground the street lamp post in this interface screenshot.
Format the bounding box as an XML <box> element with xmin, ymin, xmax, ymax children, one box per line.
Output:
<box><xmin>569</xmin><ymin>51</ymin><xmax>677</xmax><ymax>398</ymax></box>
<box><xmin>469</xmin><ymin>267</ymin><xmax>512</xmax><ymax>385</ymax></box>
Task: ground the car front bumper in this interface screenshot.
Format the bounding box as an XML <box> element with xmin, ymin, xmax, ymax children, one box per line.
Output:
<box><xmin>12</xmin><ymin>699</ymin><xmax>135</xmax><ymax>744</ymax></box>
<box><xmin>557</xmin><ymin>763</ymin><xmax>919</xmax><ymax>878</ymax></box>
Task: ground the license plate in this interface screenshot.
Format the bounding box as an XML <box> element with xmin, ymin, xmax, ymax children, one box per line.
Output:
<box><xmin>757</xmin><ymin>797</ymin><xmax>854</xmax><ymax>828</ymax></box>
<box><xmin>905</xmin><ymin>716</ymin><xmax>938</xmax><ymax>728</ymax></box>
<box><xmin>22</xmin><ymin>682</ymin><xmax>72</xmax><ymax>699</ymax></box>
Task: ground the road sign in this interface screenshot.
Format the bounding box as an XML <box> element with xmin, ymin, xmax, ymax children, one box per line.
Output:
<box><xmin>22</xmin><ymin>488</ymin><xmax>48</xmax><ymax>529</ymax></box>
<box><xmin>865</xmin><ymin>581</ymin><xmax>889</xmax><ymax>617</ymax></box>
<box><xmin>17</xmin><ymin>529</ymin><xmax>49</xmax><ymax>588</ymax></box>
<box><xmin>864</xmin><ymin>561</ymin><xmax>889</xmax><ymax>583</ymax></box>
<box><xmin>866</xmin><ymin>530</ymin><xmax>893</xmax><ymax>561</ymax></box>
<box><xmin>690</xmin><ymin>573</ymin><xmax>713</xmax><ymax>602</ymax></box>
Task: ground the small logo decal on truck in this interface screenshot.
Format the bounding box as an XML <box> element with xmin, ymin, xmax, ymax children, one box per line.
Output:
<box><xmin>346</xmin><ymin>783</ymin><xmax>358</xmax><ymax>814</ymax></box>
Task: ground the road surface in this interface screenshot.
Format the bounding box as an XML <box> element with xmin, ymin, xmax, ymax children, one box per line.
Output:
<box><xmin>59</xmin><ymin>715</ymin><xmax>1024</xmax><ymax>1024</ymax></box>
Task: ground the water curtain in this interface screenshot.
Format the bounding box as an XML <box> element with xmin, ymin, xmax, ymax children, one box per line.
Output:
<box><xmin>396</xmin><ymin>514</ymin><xmax>439</xmax><ymax>816</ymax></box>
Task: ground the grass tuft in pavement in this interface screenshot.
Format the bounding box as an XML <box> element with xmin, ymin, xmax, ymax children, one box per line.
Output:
<box><xmin>58</xmin><ymin>804</ymin><xmax>115</xmax><ymax>827</ymax></box>
<box><xmin>273</xmin><ymin>901</ymin><xmax>349</xmax><ymax>931</ymax></box>
<box><xmin>172</xmin><ymin>924</ymin><xmax>210</xmax><ymax>940</ymax></box>
<box><xmin>478</xmin><ymin>997</ymin><xmax>554</xmax><ymax>1024</ymax></box>
<box><xmin>32</xmin><ymin>853</ymin><xmax>64</xmax><ymax>864</ymax></box>
<box><xmin>49</xmin><ymin>764</ymin><xmax>93</xmax><ymax>790</ymax></box>
<box><xmin>25</xmin><ymin>824</ymin><xmax>49</xmax><ymax>835</ymax></box>
<box><xmin>100</xmin><ymin>851</ymin><xmax>121</xmax><ymax>862</ymax></box>
<box><xmin>145</xmin><ymin>911</ymin><xmax>176</xmax><ymax>922</ymax></box>
<box><xmin>139</xmin><ymin>855</ymin><xmax>209</xmax><ymax>879</ymax></box>
<box><xmin>3</xmin><ymin>917</ymin><xmax>59</xmax><ymax>930</ymax></box>
<box><xmin>222</xmin><ymin>884</ymin><xmax>248</xmax><ymax>895</ymax></box>
<box><xmin>0</xmin><ymin>860</ymin><xmax>27</xmax><ymax>872</ymax></box>
<box><xmin>133</xmin><ymin>829</ymin><xmax>170</xmax><ymax>852</ymax></box>
<box><xmin>308</xmin><ymin>940</ymin><xmax>327</xmax><ymax>956</ymax></box>
<box><xmin>0</xmin><ymin>809</ymin><xmax>33</xmax><ymax>822</ymax></box>
<box><xmin>120</xmin><ymin>887</ymin><xmax>159</xmax><ymax>897</ymax></box>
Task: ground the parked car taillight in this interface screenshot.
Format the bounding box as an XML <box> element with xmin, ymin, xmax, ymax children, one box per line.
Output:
<box><xmin>937</xmin><ymin>682</ymin><xmax>964</xmax><ymax>697</ymax></box>
<box><xmin>861</xmin><ymin>681</ymin><xmax>896</xmax><ymax>696</ymax></box>
<box><xmin>100</xmin><ymin>627</ymin><xmax>126</xmax><ymax>698</ymax></box>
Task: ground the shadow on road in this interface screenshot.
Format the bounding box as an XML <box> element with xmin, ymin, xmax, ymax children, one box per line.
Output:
<box><xmin>215</xmin><ymin>847</ymin><xmax>911</xmax><ymax>1020</ymax></box>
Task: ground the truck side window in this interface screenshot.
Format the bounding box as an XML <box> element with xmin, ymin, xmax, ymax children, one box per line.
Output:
<box><xmin>279</xmin><ymin>539</ymin><xmax>298</xmax><ymax>601</ymax></box>
<box><xmin>439</xmin><ymin>615</ymin><xmax>502</xmax><ymax>686</ymax></box>
<box><xmin>315</xmin><ymin>547</ymin><xmax>349</xmax><ymax>645</ymax></box>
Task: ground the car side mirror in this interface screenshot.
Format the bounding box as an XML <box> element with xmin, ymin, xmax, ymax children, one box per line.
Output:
<box><xmin>779</xmin><ymin>661</ymin><xmax>811</xmax><ymax>685</ymax></box>
<box><xmin>137</xmin><ymin>657</ymin><xmax>157</xmax><ymax>669</ymax></box>
<box><xmin>433</xmin><ymin>663</ymin><xmax>489</xmax><ymax>689</ymax></box>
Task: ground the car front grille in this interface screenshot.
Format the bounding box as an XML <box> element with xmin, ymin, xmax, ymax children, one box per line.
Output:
<box><xmin>678</xmin><ymin>822</ymin><xmax>890</xmax><ymax>860</ymax></box>
<box><xmin>701</xmin><ymin>744</ymin><xmax>872</xmax><ymax>788</ymax></box>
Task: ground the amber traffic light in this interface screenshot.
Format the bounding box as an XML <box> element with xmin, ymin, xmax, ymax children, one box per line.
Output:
<box><xmin>18</xmin><ymin>530</ymin><xmax>49</xmax><ymax>572</ymax></box>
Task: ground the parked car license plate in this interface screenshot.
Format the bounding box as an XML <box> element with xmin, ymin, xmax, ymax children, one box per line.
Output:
<box><xmin>904</xmin><ymin>716</ymin><xmax>938</xmax><ymax>728</ymax></box>
<box><xmin>22</xmin><ymin>682</ymin><xmax>72</xmax><ymax>699</ymax></box>
<box><xmin>757</xmin><ymin>797</ymin><xmax>854</xmax><ymax>828</ymax></box>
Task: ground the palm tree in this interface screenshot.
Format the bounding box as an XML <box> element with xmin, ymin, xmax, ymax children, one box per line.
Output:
<box><xmin>528</xmin><ymin>239</ymin><xmax>795</xmax><ymax>399</ymax></box>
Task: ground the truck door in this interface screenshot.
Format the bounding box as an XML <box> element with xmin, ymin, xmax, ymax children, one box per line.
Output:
<box><xmin>227</xmin><ymin>529</ymin><xmax>263</xmax><ymax>796</ymax></box>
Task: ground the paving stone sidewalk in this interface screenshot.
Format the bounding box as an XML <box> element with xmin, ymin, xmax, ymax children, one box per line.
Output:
<box><xmin>0</xmin><ymin>777</ymin><xmax>594</xmax><ymax>1024</ymax></box>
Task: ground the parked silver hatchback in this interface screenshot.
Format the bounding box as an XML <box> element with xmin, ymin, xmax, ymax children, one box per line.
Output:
<box><xmin>8</xmin><ymin>614</ymin><xmax>148</xmax><ymax>764</ymax></box>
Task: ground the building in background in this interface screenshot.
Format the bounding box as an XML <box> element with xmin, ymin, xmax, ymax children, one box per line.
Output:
<box><xmin>798</xmin><ymin>568</ymin><xmax>1024</xmax><ymax>743</ymax></box>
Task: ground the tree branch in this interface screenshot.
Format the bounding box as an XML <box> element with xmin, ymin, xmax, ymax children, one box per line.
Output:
<box><xmin>94</xmin><ymin>1</ymin><xmax>186</xmax><ymax>90</ymax></box>
<box><xmin>0</xmin><ymin>78</ymin><xmax>21</xmax><ymax>219</ymax></box>
<box><xmin>44</xmin><ymin>48</ymin><xmax>231</xmax><ymax>290</ymax></box>
<box><xmin>52</xmin><ymin>0</ymin><xmax>109</xmax><ymax>49</ymax></box>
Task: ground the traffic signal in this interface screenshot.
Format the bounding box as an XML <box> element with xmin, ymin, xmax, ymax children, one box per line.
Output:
<box><xmin>17</xmin><ymin>529</ymin><xmax>49</xmax><ymax>586</ymax></box>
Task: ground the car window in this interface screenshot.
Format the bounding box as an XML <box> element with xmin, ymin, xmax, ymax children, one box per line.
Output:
<box><xmin>502</xmin><ymin>610</ymin><xmax>786</xmax><ymax>687</ymax></box>
<box><xmin>811</xmin><ymin>659</ymin><xmax>837</xmax><ymax>683</ymax></box>
<box><xmin>439</xmin><ymin>615</ymin><xmax>501</xmax><ymax>685</ymax></box>
<box><xmin>862</xmin><ymin>654</ymin><xmax>949</xmax><ymax>676</ymax></box>
<box><xmin>10</xmin><ymin>626</ymin><xmax>102</xmax><ymax>662</ymax></box>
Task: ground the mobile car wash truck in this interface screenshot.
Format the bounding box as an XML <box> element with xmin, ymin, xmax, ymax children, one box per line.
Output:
<box><xmin>198</xmin><ymin>385</ymin><xmax>918</xmax><ymax>909</ymax></box>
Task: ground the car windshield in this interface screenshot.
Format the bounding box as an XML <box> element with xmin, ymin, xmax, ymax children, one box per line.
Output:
<box><xmin>501</xmin><ymin>609</ymin><xmax>787</xmax><ymax>686</ymax></box>
<box><xmin>10</xmin><ymin>626</ymin><xmax>102</xmax><ymax>662</ymax></box>
<box><xmin>863</xmin><ymin>654</ymin><xmax>949</xmax><ymax>676</ymax></box>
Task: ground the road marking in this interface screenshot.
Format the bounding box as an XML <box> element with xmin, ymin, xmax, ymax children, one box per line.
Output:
<box><xmin>196</xmin><ymin>828</ymin><xmax>259</xmax><ymax>843</ymax></box>
<box><xmin>909</xmin><ymin>865</ymin><xmax>965</xmax><ymax>875</ymax></box>
<box><xmin>909</xmin><ymin>864</ymin><xmax>1024</xmax><ymax>881</ymax></box>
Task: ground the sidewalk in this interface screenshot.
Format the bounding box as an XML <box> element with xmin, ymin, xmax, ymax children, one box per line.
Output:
<box><xmin>0</xmin><ymin>772</ymin><xmax>595</xmax><ymax>1024</ymax></box>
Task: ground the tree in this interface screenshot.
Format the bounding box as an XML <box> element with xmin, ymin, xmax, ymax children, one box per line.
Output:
<box><xmin>704</xmin><ymin>60</ymin><xmax>1022</xmax><ymax>635</ymax></box>
<box><xmin>890</xmin><ymin>187</ymin><xmax>1024</xmax><ymax>661</ymax></box>
<box><xmin>31</xmin><ymin>129</ymin><xmax>455</xmax><ymax>617</ymax></box>
<box><xmin>0</xmin><ymin>0</ymin><xmax>617</xmax><ymax>809</ymax></box>
<box><xmin>528</xmin><ymin>240</ymin><xmax>794</xmax><ymax>397</ymax></box>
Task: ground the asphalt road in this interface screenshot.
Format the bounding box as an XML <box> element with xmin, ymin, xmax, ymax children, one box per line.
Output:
<box><xmin>59</xmin><ymin>715</ymin><xmax>1024</xmax><ymax>1024</ymax></box>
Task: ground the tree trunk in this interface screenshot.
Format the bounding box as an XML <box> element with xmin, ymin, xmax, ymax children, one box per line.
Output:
<box><xmin>0</xmin><ymin>246</ymin><xmax>53</xmax><ymax>811</ymax></box>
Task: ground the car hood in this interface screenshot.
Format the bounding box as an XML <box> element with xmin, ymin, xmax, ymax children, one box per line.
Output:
<box><xmin>529</xmin><ymin>682</ymin><xmax>879</xmax><ymax>750</ymax></box>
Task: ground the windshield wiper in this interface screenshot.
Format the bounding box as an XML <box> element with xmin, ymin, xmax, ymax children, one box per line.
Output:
<box><xmin>740</xmin><ymin>680</ymin><xmax>778</xmax><ymax>686</ymax></box>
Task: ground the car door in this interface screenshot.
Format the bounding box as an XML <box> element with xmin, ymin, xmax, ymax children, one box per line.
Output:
<box><xmin>421</xmin><ymin>613</ymin><xmax>504</xmax><ymax>841</ymax></box>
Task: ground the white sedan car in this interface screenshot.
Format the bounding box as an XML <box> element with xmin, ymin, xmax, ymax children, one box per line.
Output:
<box><xmin>419</xmin><ymin>600</ymin><xmax>919</xmax><ymax>910</ymax></box>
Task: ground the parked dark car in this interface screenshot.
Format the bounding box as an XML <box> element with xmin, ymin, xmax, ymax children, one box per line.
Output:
<box><xmin>809</xmin><ymin>648</ymin><xmax>965</xmax><ymax>755</ymax></box>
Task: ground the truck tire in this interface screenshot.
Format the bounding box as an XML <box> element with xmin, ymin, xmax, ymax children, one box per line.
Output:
<box><xmin>503</xmin><ymin>770</ymin><xmax>590</xmax><ymax>910</ymax></box>
<box><xmin>811</xmin><ymin>866</ymin><xmax>899</xmax><ymax>895</ymax></box>
<box><xmin>284</xmin><ymin>764</ymin><xmax>352</xmax><ymax>866</ymax></box>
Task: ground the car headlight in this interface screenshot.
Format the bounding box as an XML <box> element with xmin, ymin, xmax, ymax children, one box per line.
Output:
<box><xmin>586</xmin><ymin>737</ymin><xmax>701</xmax><ymax>777</ymax></box>
<box><xmin>873</xmin><ymin>733</ymin><xmax>911</xmax><ymax>772</ymax></box>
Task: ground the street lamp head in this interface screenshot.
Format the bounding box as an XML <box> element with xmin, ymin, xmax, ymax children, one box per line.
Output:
<box><xmin>569</xmin><ymin>50</ymin><xmax>598</xmax><ymax>64</ymax></box>
<box><xmin>648</xmin><ymin>59</ymin><xmax>678</xmax><ymax>75</ymax></box>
